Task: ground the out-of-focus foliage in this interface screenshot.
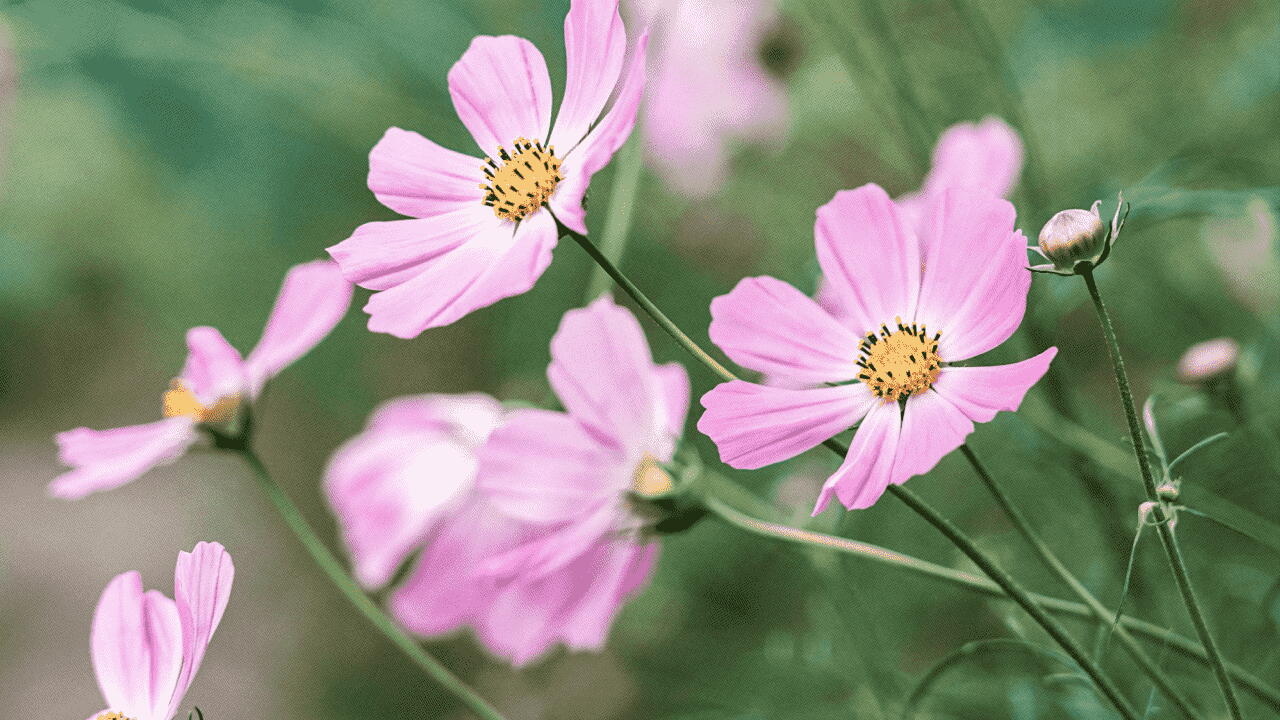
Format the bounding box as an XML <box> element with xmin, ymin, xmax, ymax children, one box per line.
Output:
<box><xmin>1</xmin><ymin>0</ymin><xmax>1277</xmax><ymax>718</ymax></box>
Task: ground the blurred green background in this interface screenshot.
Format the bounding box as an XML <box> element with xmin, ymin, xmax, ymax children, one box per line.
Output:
<box><xmin>1</xmin><ymin>0</ymin><xmax>1277</xmax><ymax>718</ymax></box>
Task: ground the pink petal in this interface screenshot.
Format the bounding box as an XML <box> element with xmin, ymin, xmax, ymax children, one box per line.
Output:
<box><xmin>328</xmin><ymin>206</ymin><xmax>494</xmax><ymax>292</ymax></box>
<box><xmin>557</xmin><ymin>539</ymin><xmax>657</xmax><ymax>650</ymax></box>
<box><xmin>50</xmin><ymin>418</ymin><xmax>198</xmax><ymax>500</ymax></box>
<box><xmin>480</xmin><ymin>503</ymin><xmax>618</xmax><ymax>582</ymax></box>
<box><xmin>932</xmin><ymin>347</ymin><xmax>1058</xmax><ymax>423</ymax></box>
<box><xmin>549</xmin><ymin>0</ymin><xmax>627</xmax><ymax>152</ymax></box>
<box><xmin>179</xmin><ymin>326</ymin><xmax>245</xmax><ymax>404</ymax></box>
<box><xmin>815</xmin><ymin>185</ymin><xmax>922</xmax><ymax>338</ymax></box>
<box><xmin>448</xmin><ymin>35</ymin><xmax>552</xmax><ymax>158</ymax></box>
<box><xmin>477</xmin><ymin>408</ymin><xmax>623</xmax><ymax>523</ymax></box>
<box><xmin>367</xmin><ymin>127</ymin><xmax>484</xmax><ymax>218</ymax></box>
<box><xmin>913</xmin><ymin>189</ymin><xmax>1028</xmax><ymax>361</ymax></box>
<box><xmin>698</xmin><ymin>381</ymin><xmax>876</xmax><ymax>470</ymax></box>
<box><xmin>340</xmin><ymin>206</ymin><xmax>557</xmax><ymax>338</ymax></box>
<box><xmin>548</xmin><ymin>32</ymin><xmax>649</xmax><ymax>235</ymax></box>
<box><xmin>365</xmin><ymin>392</ymin><xmax>503</xmax><ymax>440</ymax></box>
<box><xmin>812</xmin><ymin>400</ymin><xmax>901</xmax><ymax>514</ymax></box>
<box><xmin>891</xmin><ymin>390</ymin><xmax>974</xmax><ymax>482</ymax></box>
<box><xmin>548</xmin><ymin>296</ymin><xmax>674</xmax><ymax>457</ymax></box>
<box><xmin>654</xmin><ymin>361</ymin><xmax>691</xmax><ymax>439</ymax></box>
<box><xmin>243</xmin><ymin>259</ymin><xmax>352</xmax><ymax>397</ymax></box>
<box><xmin>919</xmin><ymin>117</ymin><xmax>1023</xmax><ymax>203</ymax></box>
<box><xmin>91</xmin><ymin>572</ymin><xmax>183</xmax><ymax>720</ymax></box>
<box><xmin>168</xmin><ymin>542</ymin><xmax>234</xmax><ymax>717</ymax></box>
<box><xmin>709</xmin><ymin>276</ymin><xmax>861</xmax><ymax>384</ymax></box>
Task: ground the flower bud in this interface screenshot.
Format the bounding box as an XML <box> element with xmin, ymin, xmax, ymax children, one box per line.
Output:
<box><xmin>1176</xmin><ymin>338</ymin><xmax>1239</xmax><ymax>384</ymax></box>
<box><xmin>1038</xmin><ymin>201</ymin><xmax>1107</xmax><ymax>271</ymax></box>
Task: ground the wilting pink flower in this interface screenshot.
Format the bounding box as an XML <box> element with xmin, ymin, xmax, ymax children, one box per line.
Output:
<box><xmin>83</xmin><ymin>542</ymin><xmax>234</xmax><ymax>720</ymax></box>
<box><xmin>1177</xmin><ymin>338</ymin><xmax>1240</xmax><ymax>384</ymax></box>
<box><xmin>699</xmin><ymin>184</ymin><xmax>1056</xmax><ymax>513</ymax></box>
<box><xmin>631</xmin><ymin>0</ymin><xmax>788</xmax><ymax>198</ymax></box>
<box><xmin>328</xmin><ymin>0</ymin><xmax>650</xmax><ymax>338</ymax></box>
<box><xmin>818</xmin><ymin>117</ymin><xmax>1022</xmax><ymax>317</ymax></box>
<box><xmin>50</xmin><ymin>260</ymin><xmax>352</xmax><ymax>500</ymax></box>
<box><xmin>473</xmin><ymin>296</ymin><xmax>688</xmax><ymax>664</ymax></box>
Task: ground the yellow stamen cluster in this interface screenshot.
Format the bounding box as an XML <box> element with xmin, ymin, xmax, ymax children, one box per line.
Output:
<box><xmin>856</xmin><ymin>317</ymin><xmax>942</xmax><ymax>402</ymax></box>
<box><xmin>162</xmin><ymin>379</ymin><xmax>241</xmax><ymax>423</ymax></box>
<box><xmin>631</xmin><ymin>454</ymin><xmax>674</xmax><ymax>498</ymax></box>
<box><xmin>479</xmin><ymin>137</ymin><xmax>563</xmax><ymax>222</ymax></box>
<box><xmin>97</xmin><ymin>713</ymin><xmax>133</xmax><ymax>720</ymax></box>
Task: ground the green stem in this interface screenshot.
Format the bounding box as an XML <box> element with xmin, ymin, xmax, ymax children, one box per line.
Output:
<box><xmin>585</xmin><ymin>134</ymin><xmax>645</xmax><ymax>301</ymax></box>
<box><xmin>232</xmin><ymin>446</ymin><xmax>508</xmax><ymax>720</ymax></box>
<box><xmin>1081</xmin><ymin>267</ymin><xmax>1244</xmax><ymax>720</ymax></box>
<box><xmin>702</xmin><ymin>478</ymin><xmax>1280</xmax><ymax>711</ymax></box>
<box><xmin>959</xmin><ymin>444</ymin><xmax>1201</xmax><ymax>719</ymax></box>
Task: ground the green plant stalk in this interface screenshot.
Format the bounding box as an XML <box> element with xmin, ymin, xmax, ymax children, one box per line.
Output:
<box><xmin>1081</xmin><ymin>267</ymin><xmax>1244</xmax><ymax>720</ymax></box>
<box><xmin>702</xmin><ymin>478</ymin><xmax>1280</xmax><ymax>711</ymax></box>
<box><xmin>565</xmin><ymin>227</ymin><xmax>1138</xmax><ymax>719</ymax></box>
<box><xmin>959</xmin><ymin>444</ymin><xmax>1201</xmax><ymax>719</ymax></box>
<box><xmin>585</xmin><ymin>134</ymin><xmax>645</xmax><ymax>301</ymax></box>
<box><xmin>230</xmin><ymin>444</ymin><xmax>508</xmax><ymax>720</ymax></box>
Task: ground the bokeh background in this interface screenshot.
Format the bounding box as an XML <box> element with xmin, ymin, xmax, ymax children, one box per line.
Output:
<box><xmin>1</xmin><ymin>0</ymin><xmax>1278</xmax><ymax>718</ymax></box>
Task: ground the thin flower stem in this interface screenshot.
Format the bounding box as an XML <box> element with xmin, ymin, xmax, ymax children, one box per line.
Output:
<box><xmin>1081</xmin><ymin>267</ymin><xmax>1244</xmax><ymax>720</ymax></box>
<box><xmin>585</xmin><ymin>134</ymin><xmax>645</xmax><ymax>301</ymax></box>
<box><xmin>959</xmin><ymin>444</ymin><xmax>1201</xmax><ymax>719</ymax></box>
<box><xmin>232</xmin><ymin>445</ymin><xmax>508</xmax><ymax>720</ymax></box>
<box><xmin>567</xmin><ymin>231</ymin><xmax>1137</xmax><ymax>718</ymax></box>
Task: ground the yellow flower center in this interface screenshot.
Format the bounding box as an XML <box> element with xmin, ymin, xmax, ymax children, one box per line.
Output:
<box><xmin>162</xmin><ymin>379</ymin><xmax>241</xmax><ymax>423</ymax></box>
<box><xmin>479</xmin><ymin>137</ymin><xmax>563</xmax><ymax>222</ymax></box>
<box><xmin>631</xmin><ymin>454</ymin><xmax>674</xmax><ymax>498</ymax></box>
<box><xmin>856</xmin><ymin>317</ymin><xmax>942</xmax><ymax>402</ymax></box>
<box><xmin>97</xmin><ymin>713</ymin><xmax>134</xmax><ymax>720</ymax></box>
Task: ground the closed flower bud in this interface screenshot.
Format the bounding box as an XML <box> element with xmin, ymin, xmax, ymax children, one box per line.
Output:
<box><xmin>1039</xmin><ymin>201</ymin><xmax>1107</xmax><ymax>271</ymax></box>
<box><xmin>1177</xmin><ymin>337</ymin><xmax>1239</xmax><ymax>384</ymax></box>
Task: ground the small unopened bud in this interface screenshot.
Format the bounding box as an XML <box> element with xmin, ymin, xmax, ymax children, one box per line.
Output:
<box><xmin>1039</xmin><ymin>202</ymin><xmax>1107</xmax><ymax>271</ymax></box>
<box><xmin>1176</xmin><ymin>338</ymin><xmax>1239</xmax><ymax>384</ymax></box>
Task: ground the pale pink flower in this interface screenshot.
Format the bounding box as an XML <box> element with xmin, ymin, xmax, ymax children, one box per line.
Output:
<box><xmin>50</xmin><ymin>260</ymin><xmax>352</xmax><ymax>500</ymax></box>
<box><xmin>328</xmin><ymin>0</ymin><xmax>650</xmax><ymax>338</ymax></box>
<box><xmin>1177</xmin><ymin>338</ymin><xmax>1240</xmax><ymax>384</ymax></box>
<box><xmin>82</xmin><ymin>542</ymin><xmax>234</xmax><ymax>720</ymax></box>
<box><xmin>471</xmin><ymin>296</ymin><xmax>689</xmax><ymax>664</ymax></box>
<box><xmin>818</xmin><ymin>117</ymin><xmax>1022</xmax><ymax>317</ymax></box>
<box><xmin>699</xmin><ymin>184</ymin><xmax>1056</xmax><ymax>514</ymax></box>
<box><xmin>1204</xmin><ymin>197</ymin><xmax>1278</xmax><ymax>314</ymax></box>
<box><xmin>631</xmin><ymin>0</ymin><xmax>788</xmax><ymax>198</ymax></box>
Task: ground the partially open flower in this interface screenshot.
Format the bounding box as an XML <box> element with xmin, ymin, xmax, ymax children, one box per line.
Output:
<box><xmin>1176</xmin><ymin>337</ymin><xmax>1240</xmax><ymax>384</ymax></box>
<box><xmin>1030</xmin><ymin>194</ymin><xmax>1128</xmax><ymax>275</ymax></box>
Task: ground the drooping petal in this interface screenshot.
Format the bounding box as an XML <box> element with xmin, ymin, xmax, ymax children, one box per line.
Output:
<box><xmin>91</xmin><ymin>573</ymin><xmax>183</xmax><ymax>720</ymax></box>
<box><xmin>168</xmin><ymin>542</ymin><xmax>234</xmax><ymax>717</ymax></box>
<box><xmin>179</xmin><ymin>326</ymin><xmax>245</xmax><ymax>404</ymax></box>
<box><xmin>343</xmin><ymin>206</ymin><xmax>557</xmax><ymax>337</ymax></box>
<box><xmin>548</xmin><ymin>32</ymin><xmax>649</xmax><ymax>235</ymax></box>
<box><xmin>813</xmin><ymin>400</ymin><xmax>901</xmax><ymax>514</ymax></box>
<box><xmin>698</xmin><ymin>381</ymin><xmax>877</xmax><ymax>470</ymax></box>
<box><xmin>654</xmin><ymin>361</ymin><xmax>691</xmax><ymax>440</ymax></box>
<box><xmin>914</xmin><ymin>189</ymin><xmax>1028</xmax><ymax>361</ymax></box>
<box><xmin>367</xmin><ymin>127</ymin><xmax>485</xmax><ymax>218</ymax></box>
<box><xmin>243</xmin><ymin>260</ymin><xmax>353</xmax><ymax>397</ymax></box>
<box><xmin>477</xmin><ymin>408</ymin><xmax>624</xmax><ymax>523</ymax></box>
<box><xmin>549</xmin><ymin>0</ymin><xmax>627</xmax><ymax>152</ymax></box>
<box><xmin>556</xmin><ymin>539</ymin><xmax>657</xmax><ymax>650</ymax></box>
<box><xmin>50</xmin><ymin>418</ymin><xmax>198</xmax><ymax>500</ymax></box>
<box><xmin>891</xmin><ymin>390</ymin><xmax>974</xmax><ymax>481</ymax></box>
<box><xmin>815</xmin><ymin>185</ymin><xmax>922</xmax><ymax>337</ymax></box>
<box><xmin>709</xmin><ymin>276</ymin><xmax>861</xmax><ymax>384</ymax></box>
<box><xmin>548</xmin><ymin>296</ymin><xmax>672</xmax><ymax>455</ymax></box>
<box><xmin>919</xmin><ymin>117</ymin><xmax>1023</xmax><ymax>204</ymax></box>
<box><xmin>448</xmin><ymin>35</ymin><xmax>553</xmax><ymax>158</ymax></box>
<box><xmin>932</xmin><ymin>347</ymin><xmax>1058</xmax><ymax>423</ymax></box>
<box><xmin>479</xmin><ymin>502</ymin><xmax>618</xmax><ymax>582</ymax></box>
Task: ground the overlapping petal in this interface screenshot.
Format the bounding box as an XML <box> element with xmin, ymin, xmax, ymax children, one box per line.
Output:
<box><xmin>448</xmin><ymin>35</ymin><xmax>553</xmax><ymax>158</ymax></box>
<box><xmin>932</xmin><ymin>348</ymin><xmax>1058</xmax><ymax>423</ymax></box>
<box><xmin>169</xmin><ymin>542</ymin><xmax>234</xmax><ymax>717</ymax></box>
<box><xmin>91</xmin><ymin>573</ymin><xmax>183</xmax><ymax>720</ymax></box>
<box><xmin>812</xmin><ymin>401</ymin><xmax>902</xmax><ymax>514</ymax></box>
<box><xmin>367</xmin><ymin>127</ymin><xmax>484</xmax><ymax>218</ymax></box>
<box><xmin>50</xmin><ymin>418</ymin><xmax>198</xmax><ymax>500</ymax></box>
<box><xmin>180</xmin><ymin>326</ymin><xmax>245</xmax><ymax>404</ymax></box>
<box><xmin>243</xmin><ymin>259</ymin><xmax>352</xmax><ymax>397</ymax></box>
<box><xmin>549</xmin><ymin>0</ymin><xmax>627</xmax><ymax>152</ymax></box>
<box><xmin>919</xmin><ymin>117</ymin><xmax>1023</xmax><ymax>204</ymax></box>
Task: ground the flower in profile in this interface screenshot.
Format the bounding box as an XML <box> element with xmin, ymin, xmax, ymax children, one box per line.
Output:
<box><xmin>1176</xmin><ymin>337</ymin><xmax>1240</xmax><ymax>385</ymax></box>
<box><xmin>83</xmin><ymin>542</ymin><xmax>234</xmax><ymax>720</ymax></box>
<box><xmin>630</xmin><ymin>0</ymin><xmax>788</xmax><ymax>198</ymax></box>
<box><xmin>472</xmin><ymin>296</ymin><xmax>689</xmax><ymax>664</ymax></box>
<box><xmin>699</xmin><ymin>184</ymin><xmax>1056</xmax><ymax>513</ymax></box>
<box><xmin>328</xmin><ymin>0</ymin><xmax>650</xmax><ymax>338</ymax></box>
<box><xmin>50</xmin><ymin>260</ymin><xmax>352</xmax><ymax>500</ymax></box>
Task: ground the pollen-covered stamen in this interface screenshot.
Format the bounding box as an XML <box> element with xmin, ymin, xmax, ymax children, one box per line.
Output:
<box><xmin>479</xmin><ymin>137</ymin><xmax>563</xmax><ymax>222</ymax></box>
<box><xmin>97</xmin><ymin>713</ymin><xmax>135</xmax><ymax>720</ymax></box>
<box><xmin>631</xmin><ymin>453</ymin><xmax>674</xmax><ymax>498</ymax></box>
<box><xmin>162</xmin><ymin>379</ymin><xmax>241</xmax><ymax>423</ymax></box>
<box><xmin>855</xmin><ymin>316</ymin><xmax>942</xmax><ymax>402</ymax></box>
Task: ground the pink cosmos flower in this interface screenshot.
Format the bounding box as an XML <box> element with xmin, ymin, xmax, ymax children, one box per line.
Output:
<box><xmin>327</xmin><ymin>0</ymin><xmax>650</xmax><ymax>338</ymax></box>
<box><xmin>83</xmin><ymin>542</ymin><xmax>234</xmax><ymax>720</ymax></box>
<box><xmin>50</xmin><ymin>260</ymin><xmax>352</xmax><ymax>500</ymax></box>
<box><xmin>699</xmin><ymin>184</ymin><xmax>1056</xmax><ymax>514</ymax></box>
<box><xmin>631</xmin><ymin>0</ymin><xmax>788</xmax><ymax>198</ymax></box>
<box><xmin>817</xmin><ymin>117</ymin><xmax>1022</xmax><ymax>318</ymax></box>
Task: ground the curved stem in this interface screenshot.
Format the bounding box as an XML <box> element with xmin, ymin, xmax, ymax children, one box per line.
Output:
<box><xmin>960</xmin><ymin>444</ymin><xmax>1201</xmax><ymax>719</ymax></box>
<box><xmin>585</xmin><ymin>134</ymin><xmax>645</xmax><ymax>301</ymax></box>
<box><xmin>232</xmin><ymin>446</ymin><xmax>508</xmax><ymax>720</ymax></box>
<box><xmin>1081</xmin><ymin>267</ymin><xmax>1244</xmax><ymax>720</ymax></box>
